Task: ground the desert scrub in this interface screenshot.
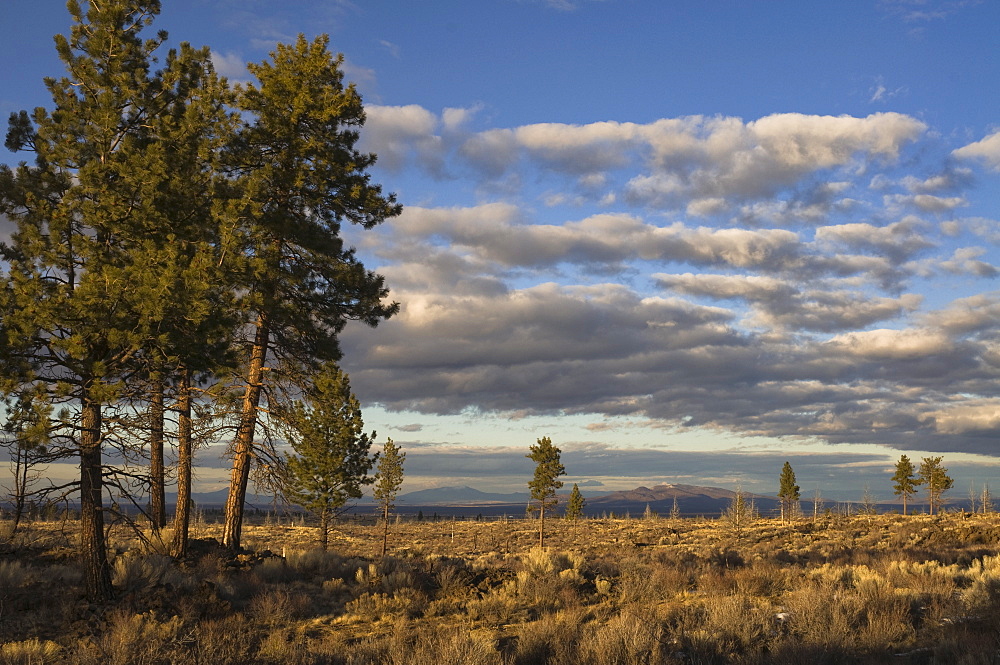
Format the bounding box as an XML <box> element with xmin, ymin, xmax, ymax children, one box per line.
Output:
<box><xmin>0</xmin><ymin>638</ymin><xmax>62</xmax><ymax>665</ymax></box>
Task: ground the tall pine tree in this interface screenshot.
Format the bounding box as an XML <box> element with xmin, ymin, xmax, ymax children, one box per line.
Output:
<box><xmin>220</xmin><ymin>35</ymin><xmax>399</xmax><ymax>550</ymax></box>
<box><xmin>527</xmin><ymin>436</ymin><xmax>566</xmax><ymax>548</ymax></box>
<box><xmin>0</xmin><ymin>1</ymin><xmax>233</xmax><ymax>596</ymax></box>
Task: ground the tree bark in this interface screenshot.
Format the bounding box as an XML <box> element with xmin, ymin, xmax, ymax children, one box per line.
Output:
<box><xmin>171</xmin><ymin>369</ymin><xmax>192</xmax><ymax>558</ymax></box>
<box><xmin>149</xmin><ymin>372</ymin><xmax>166</xmax><ymax>531</ymax></box>
<box><xmin>381</xmin><ymin>504</ymin><xmax>389</xmax><ymax>558</ymax></box>
<box><xmin>222</xmin><ymin>313</ymin><xmax>270</xmax><ymax>550</ymax></box>
<box><xmin>319</xmin><ymin>506</ymin><xmax>329</xmax><ymax>552</ymax></box>
<box><xmin>538</xmin><ymin>503</ymin><xmax>545</xmax><ymax>549</ymax></box>
<box><xmin>80</xmin><ymin>391</ymin><xmax>113</xmax><ymax>601</ymax></box>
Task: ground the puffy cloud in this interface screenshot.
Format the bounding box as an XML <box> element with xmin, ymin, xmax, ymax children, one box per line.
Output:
<box><xmin>626</xmin><ymin>112</ymin><xmax>926</xmax><ymax>207</ymax></box>
<box><xmin>923</xmin><ymin>400</ymin><xmax>1000</xmax><ymax>435</ymax></box>
<box><xmin>814</xmin><ymin>217</ymin><xmax>935</xmax><ymax>264</ymax></box>
<box><xmin>826</xmin><ymin>328</ymin><xmax>954</xmax><ymax>360</ymax></box>
<box><xmin>340</xmin><ymin>104</ymin><xmax>1000</xmax><ymax>459</ymax></box>
<box><xmin>953</xmin><ymin>131</ymin><xmax>1000</xmax><ymax>170</ymax></box>
<box><xmin>209</xmin><ymin>50</ymin><xmax>247</xmax><ymax>80</ymax></box>
<box><xmin>362</xmin><ymin>104</ymin><xmax>445</xmax><ymax>174</ymax></box>
<box><xmin>359</xmin><ymin>106</ymin><xmax>926</xmax><ymax>212</ymax></box>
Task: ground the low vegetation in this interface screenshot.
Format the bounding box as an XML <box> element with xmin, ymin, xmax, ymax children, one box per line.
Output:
<box><xmin>3</xmin><ymin>511</ymin><xmax>1000</xmax><ymax>664</ymax></box>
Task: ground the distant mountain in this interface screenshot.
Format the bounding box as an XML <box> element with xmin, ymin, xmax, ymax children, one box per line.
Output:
<box><xmin>397</xmin><ymin>485</ymin><xmax>533</xmax><ymax>505</ymax></box>
<box><xmin>390</xmin><ymin>482</ymin><xmax>781</xmax><ymax>517</ymax></box>
<box><xmin>587</xmin><ymin>483</ymin><xmax>780</xmax><ymax>516</ymax></box>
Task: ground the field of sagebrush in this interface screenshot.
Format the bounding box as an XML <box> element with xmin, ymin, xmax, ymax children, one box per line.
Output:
<box><xmin>3</xmin><ymin>513</ymin><xmax>1000</xmax><ymax>664</ymax></box>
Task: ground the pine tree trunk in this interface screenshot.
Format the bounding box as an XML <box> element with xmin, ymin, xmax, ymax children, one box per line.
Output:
<box><xmin>902</xmin><ymin>494</ymin><xmax>907</xmax><ymax>516</ymax></box>
<box><xmin>80</xmin><ymin>393</ymin><xmax>113</xmax><ymax>601</ymax></box>
<box><xmin>319</xmin><ymin>507</ymin><xmax>329</xmax><ymax>552</ymax></box>
<box><xmin>538</xmin><ymin>503</ymin><xmax>545</xmax><ymax>549</ymax></box>
<box><xmin>10</xmin><ymin>445</ymin><xmax>28</xmax><ymax>536</ymax></box>
<box><xmin>171</xmin><ymin>369</ymin><xmax>192</xmax><ymax>558</ymax></box>
<box><xmin>381</xmin><ymin>504</ymin><xmax>389</xmax><ymax>558</ymax></box>
<box><xmin>223</xmin><ymin>313</ymin><xmax>270</xmax><ymax>550</ymax></box>
<box><xmin>149</xmin><ymin>372</ymin><xmax>166</xmax><ymax>531</ymax></box>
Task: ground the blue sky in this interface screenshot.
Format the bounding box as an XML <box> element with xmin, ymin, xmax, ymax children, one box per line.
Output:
<box><xmin>3</xmin><ymin>0</ymin><xmax>1000</xmax><ymax>501</ymax></box>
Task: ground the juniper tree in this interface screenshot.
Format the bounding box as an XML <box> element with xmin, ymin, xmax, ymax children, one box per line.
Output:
<box><xmin>778</xmin><ymin>461</ymin><xmax>800</xmax><ymax>524</ymax></box>
<box><xmin>281</xmin><ymin>364</ymin><xmax>377</xmax><ymax>551</ymax></box>
<box><xmin>373</xmin><ymin>438</ymin><xmax>405</xmax><ymax>557</ymax></box>
<box><xmin>891</xmin><ymin>454</ymin><xmax>920</xmax><ymax>516</ymax></box>
<box><xmin>0</xmin><ymin>1</ymin><xmax>231</xmax><ymax>599</ymax></box>
<box><xmin>220</xmin><ymin>35</ymin><xmax>399</xmax><ymax>550</ymax></box>
<box><xmin>565</xmin><ymin>483</ymin><xmax>585</xmax><ymax>520</ymax></box>
<box><xmin>918</xmin><ymin>456</ymin><xmax>953</xmax><ymax>516</ymax></box>
<box><xmin>527</xmin><ymin>436</ymin><xmax>565</xmax><ymax>548</ymax></box>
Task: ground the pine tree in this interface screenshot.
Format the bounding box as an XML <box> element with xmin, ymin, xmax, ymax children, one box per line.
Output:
<box><xmin>565</xmin><ymin>483</ymin><xmax>585</xmax><ymax>520</ymax></box>
<box><xmin>374</xmin><ymin>438</ymin><xmax>405</xmax><ymax>557</ymax></box>
<box><xmin>220</xmin><ymin>35</ymin><xmax>399</xmax><ymax>550</ymax></box>
<box><xmin>281</xmin><ymin>365</ymin><xmax>377</xmax><ymax>550</ymax></box>
<box><xmin>0</xmin><ymin>1</ymin><xmax>229</xmax><ymax>599</ymax></box>
<box><xmin>670</xmin><ymin>495</ymin><xmax>681</xmax><ymax>521</ymax></box>
<box><xmin>527</xmin><ymin>436</ymin><xmax>566</xmax><ymax>548</ymax></box>
<box><xmin>918</xmin><ymin>456</ymin><xmax>953</xmax><ymax>516</ymax></box>
<box><xmin>891</xmin><ymin>454</ymin><xmax>920</xmax><ymax>516</ymax></box>
<box><xmin>778</xmin><ymin>462</ymin><xmax>800</xmax><ymax>524</ymax></box>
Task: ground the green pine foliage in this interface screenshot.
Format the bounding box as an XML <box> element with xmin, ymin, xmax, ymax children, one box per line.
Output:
<box><xmin>374</xmin><ymin>438</ymin><xmax>405</xmax><ymax>556</ymax></box>
<box><xmin>778</xmin><ymin>461</ymin><xmax>801</xmax><ymax>523</ymax></box>
<box><xmin>918</xmin><ymin>456</ymin><xmax>954</xmax><ymax>516</ymax></box>
<box><xmin>891</xmin><ymin>454</ymin><xmax>921</xmax><ymax>515</ymax></box>
<box><xmin>527</xmin><ymin>436</ymin><xmax>566</xmax><ymax>547</ymax></box>
<box><xmin>0</xmin><ymin>0</ymin><xmax>230</xmax><ymax>600</ymax></box>
<box><xmin>220</xmin><ymin>34</ymin><xmax>400</xmax><ymax>550</ymax></box>
<box><xmin>281</xmin><ymin>364</ymin><xmax>377</xmax><ymax>550</ymax></box>
<box><xmin>566</xmin><ymin>483</ymin><xmax>586</xmax><ymax>520</ymax></box>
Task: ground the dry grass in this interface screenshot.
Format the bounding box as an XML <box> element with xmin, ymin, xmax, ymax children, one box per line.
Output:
<box><xmin>2</xmin><ymin>513</ymin><xmax>1000</xmax><ymax>663</ymax></box>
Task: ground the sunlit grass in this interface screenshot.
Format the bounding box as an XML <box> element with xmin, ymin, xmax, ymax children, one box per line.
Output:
<box><xmin>2</xmin><ymin>512</ymin><xmax>1000</xmax><ymax>663</ymax></box>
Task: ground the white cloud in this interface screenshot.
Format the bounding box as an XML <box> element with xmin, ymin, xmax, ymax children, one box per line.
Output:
<box><xmin>209</xmin><ymin>50</ymin><xmax>247</xmax><ymax>80</ymax></box>
<box><xmin>953</xmin><ymin>131</ymin><xmax>1000</xmax><ymax>170</ymax></box>
<box><xmin>827</xmin><ymin>328</ymin><xmax>953</xmax><ymax>359</ymax></box>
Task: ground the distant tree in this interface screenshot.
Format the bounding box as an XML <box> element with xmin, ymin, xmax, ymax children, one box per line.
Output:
<box><xmin>891</xmin><ymin>455</ymin><xmax>921</xmax><ymax>516</ymax></box>
<box><xmin>281</xmin><ymin>365</ymin><xmax>377</xmax><ymax>550</ymax></box>
<box><xmin>983</xmin><ymin>483</ymin><xmax>994</xmax><ymax>515</ymax></box>
<box><xmin>565</xmin><ymin>483</ymin><xmax>585</xmax><ymax>520</ymax></box>
<box><xmin>670</xmin><ymin>495</ymin><xmax>681</xmax><ymax>521</ymax></box>
<box><xmin>918</xmin><ymin>456</ymin><xmax>953</xmax><ymax>516</ymax></box>
<box><xmin>373</xmin><ymin>438</ymin><xmax>405</xmax><ymax>557</ymax></box>
<box><xmin>812</xmin><ymin>488</ymin><xmax>823</xmax><ymax>522</ymax></box>
<box><xmin>860</xmin><ymin>483</ymin><xmax>878</xmax><ymax>522</ymax></box>
<box><xmin>1</xmin><ymin>394</ymin><xmax>50</xmax><ymax>535</ymax></box>
<box><xmin>778</xmin><ymin>462</ymin><xmax>801</xmax><ymax>523</ymax></box>
<box><xmin>527</xmin><ymin>436</ymin><xmax>566</xmax><ymax>548</ymax></box>
<box><xmin>725</xmin><ymin>487</ymin><xmax>753</xmax><ymax>539</ymax></box>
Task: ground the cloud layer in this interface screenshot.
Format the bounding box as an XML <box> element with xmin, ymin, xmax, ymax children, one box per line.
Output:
<box><xmin>342</xmin><ymin>107</ymin><xmax>1000</xmax><ymax>455</ymax></box>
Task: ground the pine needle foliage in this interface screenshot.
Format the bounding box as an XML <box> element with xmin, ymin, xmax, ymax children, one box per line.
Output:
<box><xmin>891</xmin><ymin>455</ymin><xmax>921</xmax><ymax>516</ymax></box>
<box><xmin>918</xmin><ymin>456</ymin><xmax>954</xmax><ymax>516</ymax></box>
<box><xmin>374</xmin><ymin>438</ymin><xmax>405</xmax><ymax>557</ymax></box>
<box><xmin>778</xmin><ymin>461</ymin><xmax>801</xmax><ymax>523</ymax></box>
<box><xmin>565</xmin><ymin>483</ymin><xmax>585</xmax><ymax>520</ymax></box>
<box><xmin>527</xmin><ymin>436</ymin><xmax>566</xmax><ymax>547</ymax></box>
<box><xmin>281</xmin><ymin>364</ymin><xmax>376</xmax><ymax>550</ymax></box>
